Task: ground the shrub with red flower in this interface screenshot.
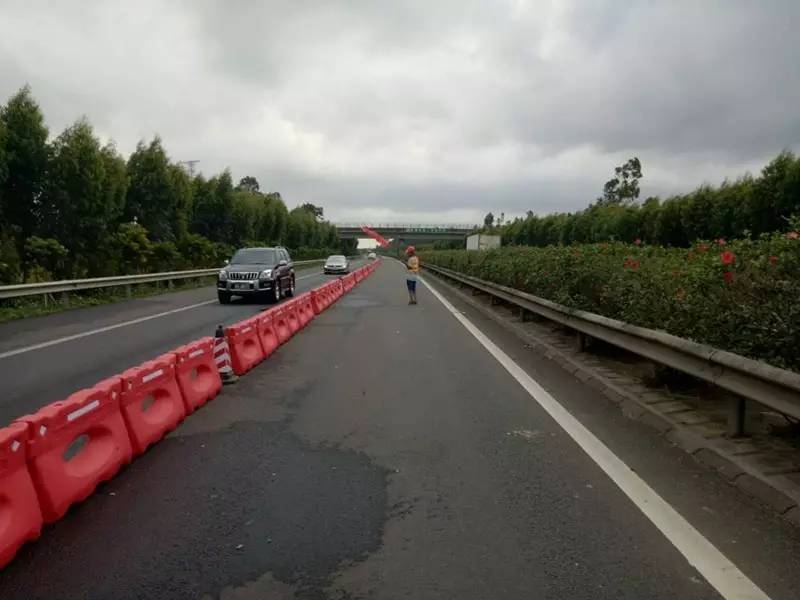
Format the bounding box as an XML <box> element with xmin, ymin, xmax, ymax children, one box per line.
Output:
<box><xmin>716</xmin><ymin>238</ymin><xmax>727</xmax><ymax>246</ymax></box>
<box><xmin>623</xmin><ymin>257</ymin><xmax>640</xmax><ymax>271</ymax></box>
<box><xmin>723</xmin><ymin>271</ymin><xmax>735</xmax><ymax>283</ymax></box>
<box><xmin>634</xmin><ymin>238</ymin><xmax>642</xmax><ymax>246</ymax></box>
<box><xmin>788</xmin><ymin>231</ymin><xmax>799</xmax><ymax>240</ymax></box>
<box><xmin>720</xmin><ymin>251</ymin><xmax>736</xmax><ymax>265</ymax></box>
<box><xmin>769</xmin><ymin>256</ymin><xmax>778</xmax><ymax>266</ymax></box>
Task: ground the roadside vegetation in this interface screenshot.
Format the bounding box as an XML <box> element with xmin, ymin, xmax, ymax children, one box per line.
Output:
<box><xmin>484</xmin><ymin>154</ymin><xmax>800</xmax><ymax>247</ymax></box>
<box><xmin>422</xmin><ymin>225</ymin><xmax>800</xmax><ymax>372</ymax></box>
<box><xmin>0</xmin><ymin>86</ymin><xmax>355</xmax><ymax>286</ymax></box>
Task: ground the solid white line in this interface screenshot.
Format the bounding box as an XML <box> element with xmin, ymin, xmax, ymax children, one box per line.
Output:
<box><xmin>419</xmin><ymin>275</ymin><xmax>771</xmax><ymax>600</ymax></box>
<box><xmin>0</xmin><ymin>270</ymin><xmax>330</xmax><ymax>360</ymax></box>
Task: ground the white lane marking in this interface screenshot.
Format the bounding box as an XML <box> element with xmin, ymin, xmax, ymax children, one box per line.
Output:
<box><xmin>0</xmin><ymin>270</ymin><xmax>331</xmax><ymax>360</ymax></box>
<box><xmin>420</xmin><ymin>275</ymin><xmax>771</xmax><ymax>600</ymax></box>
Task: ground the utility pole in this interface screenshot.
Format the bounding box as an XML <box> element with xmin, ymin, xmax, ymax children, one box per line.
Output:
<box><xmin>179</xmin><ymin>160</ymin><xmax>200</xmax><ymax>176</ymax></box>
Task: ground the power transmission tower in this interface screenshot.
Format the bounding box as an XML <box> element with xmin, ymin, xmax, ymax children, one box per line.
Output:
<box><xmin>179</xmin><ymin>160</ymin><xmax>200</xmax><ymax>176</ymax></box>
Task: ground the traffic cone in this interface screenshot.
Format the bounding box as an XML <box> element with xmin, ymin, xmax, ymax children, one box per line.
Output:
<box><xmin>214</xmin><ymin>325</ymin><xmax>238</xmax><ymax>384</ymax></box>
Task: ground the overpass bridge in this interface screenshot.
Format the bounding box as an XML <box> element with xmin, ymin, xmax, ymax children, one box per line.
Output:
<box><xmin>335</xmin><ymin>223</ymin><xmax>475</xmax><ymax>244</ymax></box>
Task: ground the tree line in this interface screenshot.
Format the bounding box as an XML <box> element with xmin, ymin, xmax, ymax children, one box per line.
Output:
<box><xmin>490</xmin><ymin>154</ymin><xmax>800</xmax><ymax>247</ymax></box>
<box><xmin>0</xmin><ymin>86</ymin><xmax>352</xmax><ymax>284</ymax></box>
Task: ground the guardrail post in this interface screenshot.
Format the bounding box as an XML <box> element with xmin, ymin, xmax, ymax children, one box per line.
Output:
<box><xmin>727</xmin><ymin>397</ymin><xmax>747</xmax><ymax>438</ymax></box>
<box><xmin>575</xmin><ymin>331</ymin><xmax>587</xmax><ymax>352</ymax></box>
<box><xmin>167</xmin><ymin>279</ymin><xmax>174</xmax><ymax>290</ymax></box>
<box><xmin>60</xmin><ymin>291</ymin><xmax>70</xmax><ymax>307</ymax></box>
<box><xmin>125</xmin><ymin>284</ymin><xmax>132</xmax><ymax>298</ymax></box>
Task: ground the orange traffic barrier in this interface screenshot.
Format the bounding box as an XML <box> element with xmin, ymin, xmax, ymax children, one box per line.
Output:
<box><xmin>120</xmin><ymin>354</ymin><xmax>186</xmax><ymax>456</ymax></box>
<box><xmin>0</xmin><ymin>423</ymin><xmax>43</xmax><ymax>568</ymax></box>
<box><xmin>295</xmin><ymin>293</ymin><xmax>313</xmax><ymax>328</ymax></box>
<box><xmin>272</xmin><ymin>306</ymin><xmax>291</xmax><ymax>344</ymax></box>
<box><xmin>18</xmin><ymin>378</ymin><xmax>132</xmax><ymax>523</ymax></box>
<box><xmin>311</xmin><ymin>288</ymin><xmax>325</xmax><ymax>314</ymax></box>
<box><xmin>257</xmin><ymin>311</ymin><xmax>280</xmax><ymax>357</ymax></box>
<box><xmin>225</xmin><ymin>317</ymin><xmax>265</xmax><ymax>375</ymax></box>
<box><xmin>285</xmin><ymin>300</ymin><xmax>300</xmax><ymax>336</ymax></box>
<box><xmin>173</xmin><ymin>337</ymin><xmax>222</xmax><ymax>412</ymax></box>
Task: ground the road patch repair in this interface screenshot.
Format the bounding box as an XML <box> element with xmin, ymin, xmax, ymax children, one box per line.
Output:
<box><xmin>0</xmin><ymin>261</ymin><xmax>382</xmax><ymax>569</ymax></box>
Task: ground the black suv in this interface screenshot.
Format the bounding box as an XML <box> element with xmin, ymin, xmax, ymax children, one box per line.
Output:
<box><xmin>217</xmin><ymin>246</ymin><xmax>295</xmax><ymax>304</ymax></box>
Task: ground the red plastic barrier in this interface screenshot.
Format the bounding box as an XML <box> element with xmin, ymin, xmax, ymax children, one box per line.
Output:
<box><xmin>226</xmin><ymin>317</ymin><xmax>265</xmax><ymax>375</ymax></box>
<box><xmin>297</xmin><ymin>293</ymin><xmax>315</xmax><ymax>328</ymax></box>
<box><xmin>120</xmin><ymin>354</ymin><xmax>186</xmax><ymax>456</ymax></box>
<box><xmin>257</xmin><ymin>311</ymin><xmax>280</xmax><ymax>357</ymax></box>
<box><xmin>173</xmin><ymin>337</ymin><xmax>221</xmax><ymax>413</ymax></box>
<box><xmin>285</xmin><ymin>300</ymin><xmax>300</xmax><ymax>336</ymax></box>
<box><xmin>333</xmin><ymin>279</ymin><xmax>344</xmax><ymax>299</ymax></box>
<box><xmin>0</xmin><ymin>423</ymin><xmax>42</xmax><ymax>568</ymax></box>
<box><xmin>18</xmin><ymin>378</ymin><xmax>132</xmax><ymax>524</ymax></box>
<box><xmin>311</xmin><ymin>288</ymin><xmax>325</xmax><ymax>315</ymax></box>
<box><xmin>272</xmin><ymin>306</ymin><xmax>291</xmax><ymax>344</ymax></box>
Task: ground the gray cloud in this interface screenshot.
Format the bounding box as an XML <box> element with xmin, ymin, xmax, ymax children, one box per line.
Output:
<box><xmin>1</xmin><ymin>0</ymin><xmax>798</xmax><ymax>224</ymax></box>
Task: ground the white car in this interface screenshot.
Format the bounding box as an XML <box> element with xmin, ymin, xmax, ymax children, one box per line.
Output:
<box><xmin>367</xmin><ymin>252</ymin><xmax>377</xmax><ymax>260</ymax></box>
<box><xmin>323</xmin><ymin>255</ymin><xmax>350</xmax><ymax>274</ymax></box>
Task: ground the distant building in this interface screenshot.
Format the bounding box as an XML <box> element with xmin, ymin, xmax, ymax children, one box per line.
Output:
<box><xmin>466</xmin><ymin>234</ymin><xmax>501</xmax><ymax>251</ymax></box>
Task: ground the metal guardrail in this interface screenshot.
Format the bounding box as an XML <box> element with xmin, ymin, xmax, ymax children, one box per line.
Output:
<box><xmin>424</xmin><ymin>263</ymin><xmax>800</xmax><ymax>432</ymax></box>
<box><xmin>0</xmin><ymin>260</ymin><xmax>326</xmax><ymax>301</ymax></box>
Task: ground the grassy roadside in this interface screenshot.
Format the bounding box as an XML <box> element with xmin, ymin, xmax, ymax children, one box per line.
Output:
<box><xmin>0</xmin><ymin>262</ymin><xmax>324</xmax><ymax>324</ymax></box>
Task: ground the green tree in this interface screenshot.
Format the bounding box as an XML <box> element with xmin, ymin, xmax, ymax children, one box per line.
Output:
<box><xmin>237</xmin><ymin>175</ymin><xmax>260</xmax><ymax>194</ymax></box>
<box><xmin>300</xmin><ymin>202</ymin><xmax>324</xmax><ymax>221</ymax></box>
<box><xmin>0</xmin><ymin>86</ymin><xmax>49</xmax><ymax>240</ymax></box>
<box><xmin>125</xmin><ymin>137</ymin><xmax>177</xmax><ymax>241</ymax></box>
<box><xmin>44</xmin><ymin>119</ymin><xmax>109</xmax><ymax>271</ymax></box>
<box><xmin>483</xmin><ymin>212</ymin><xmax>495</xmax><ymax>228</ymax></box>
<box><xmin>600</xmin><ymin>157</ymin><xmax>642</xmax><ymax>205</ymax></box>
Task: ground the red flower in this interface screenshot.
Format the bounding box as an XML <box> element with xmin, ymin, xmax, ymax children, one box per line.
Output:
<box><xmin>720</xmin><ymin>251</ymin><xmax>736</xmax><ymax>265</ymax></box>
<box><xmin>769</xmin><ymin>255</ymin><xmax>778</xmax><ymax>265</ymax></box>
<box><xmin>788</xmin><ymin>231</ymin><xmax>799</xmax><ymax>240</ymax></box>
<box><xmin>624</xmin><ymin>257</ymin><xmax>640</xmax><ymax>271</ymax></box>
<box><xmin>723</xmin><ymin>271</ymin><xmax>735</xmax><ymax>283</ymax></box>
<box><xmin>634</xmin><ymin>238</ymin><xmax>642</xmax><ymax>246</ymax></box>
<box><xmin>716</xmin><ymin>238</ymin><xmax>727</xmax><ymax>246</ymax></box>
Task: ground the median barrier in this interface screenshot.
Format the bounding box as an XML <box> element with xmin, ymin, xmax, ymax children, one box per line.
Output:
<box><xmin>257</xmin><ymin>311</ymin><xmax>280</xmax><ymax>358</ymax></box>
<box><xmin>272</xmin><ymin>306</ymin><xmax>291</xmax><ymax>344</ymax></box>
<box><xmin>120</xmin><ymin>354</ymin><xmax>186</xmax><ymax>456</ymax></box>
<box><xmin>0</xmin><ymin>423</ymin><xmax>43</xmax><ymax>568</ymax></box>
<box><xmin>173</xmin><ymin>338</ymin><xmax>222</xmax><ymax>412</ymax></box>
<box><xmin>285</xmin><ymin>300</ymin><xmax>300</xmax><ymax>336</ymax></box>
<box><xmin>311</xmin><ymin>288</ymin><xmax>325</xmax><ymax>314</ymax></box>
<box><xmin>297</xmin><ymin>293</ymin><xmax>315</xmax><ymax>328</ymax></box>
<box><xmin>225</xmin><ymin>318</ymin><xmax>265</xmax><ymax>376</ymax></box>
<box><xmin>17</xmin><ymin>378</ymin><xmax>132</xmax><ymax>523</ymax></box>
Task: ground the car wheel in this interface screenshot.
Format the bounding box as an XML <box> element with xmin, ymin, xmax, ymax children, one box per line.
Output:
<box><xmin>218</xmin><ymin>291</ymin><xmax>232</xmax><ymax>304</ymax></box>
<box><xmin>285</xmin><ymin>276</ymin><xmax>296</xmax><ymax>297</ymax></box>
<box><xmin>272</xmin><ymin>280</ymin><xmax>282</xmax><ymax>303</ymax></box>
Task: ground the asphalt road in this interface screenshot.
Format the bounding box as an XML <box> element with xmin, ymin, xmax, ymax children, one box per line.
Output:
<box><xmin>0</xmin><ymin>263</ymin><xmax>358</xmax><ymax>425</ymax></box>
<box><xmin>2</xmin><ymin>260</ymin><xmax>800</xmax><ymax>599</ymax></box>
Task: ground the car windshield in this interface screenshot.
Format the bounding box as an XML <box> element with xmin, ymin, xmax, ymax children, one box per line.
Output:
<box><xmin>230</xmin><ymin>249</ymin><xmax>277</xmax><ymax>265</ymax></box>
<box><xmin>327</xmin><ymin>255</ymin><xmax>346</xmax><ymax>263</ymax></box>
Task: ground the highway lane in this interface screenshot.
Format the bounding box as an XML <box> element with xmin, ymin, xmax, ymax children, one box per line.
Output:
<box><xmin>2</xmin><ymin>260</ymin><xmax>800</xmax><ymax>599</ymax></box>
<box><xmin>0</xmin><ymin>262</ymin><xmax>362</xmax><ymax>424</ymax></box>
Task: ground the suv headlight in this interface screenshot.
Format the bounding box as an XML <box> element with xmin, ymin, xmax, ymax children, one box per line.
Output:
<box><xmin>259</xmin><ymin>269</ymin><xmax>272</xmax><ymax>279</ymax></box>
<box><xmin>218</xmin><ymin>269</ymin><xmax>228</xmax><ymax>281</ymax></box>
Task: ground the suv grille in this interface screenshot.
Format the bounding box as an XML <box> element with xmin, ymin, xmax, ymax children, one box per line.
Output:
<box><xmin>228</xmin><ymin>271</ymin><xmax>259</xmax><ymax>280</ymax></box>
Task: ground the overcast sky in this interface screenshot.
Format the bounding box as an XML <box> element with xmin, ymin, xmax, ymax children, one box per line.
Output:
<box><xmin>1</xmin><ymin>1</ymin><xmax>798</xmax><ymax>224</ymax></box>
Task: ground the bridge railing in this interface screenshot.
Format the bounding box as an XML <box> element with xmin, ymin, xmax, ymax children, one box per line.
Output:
<box><xmin>335</xmin><ymin>223</ymin><xmax>476</xmax><ymax>231</ymax></box>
